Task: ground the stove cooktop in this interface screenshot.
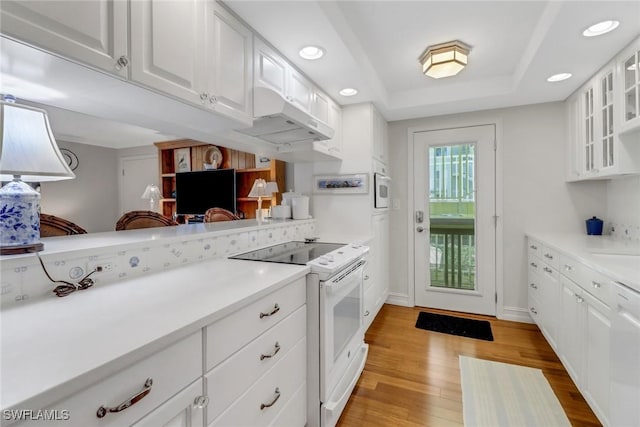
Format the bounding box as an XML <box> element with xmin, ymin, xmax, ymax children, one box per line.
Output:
<box><xmin>229</xmin><ymin>241</ymin><xmax>345</xmax><ymax>265</ymax></box>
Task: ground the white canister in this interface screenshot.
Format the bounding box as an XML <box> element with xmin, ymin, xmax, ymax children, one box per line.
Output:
<box><xmin>291</xmin><ymin>195</ymin><xmax>310</xmax><ymax>219</ymax></box>
<box><xmin>281</xmin><ymin>190</ymin><xmax>297</xmax><ymax>206</ymax></box>
<box><xmin>271</xmin><ymin>205</ymin><xmax>292</xmax><ymax>219</ymax></box>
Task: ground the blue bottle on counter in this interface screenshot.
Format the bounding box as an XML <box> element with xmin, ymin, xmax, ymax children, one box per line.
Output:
<box><xmin>586</xmin><ymin>216</ymin><xmax>603</xmax><ymax>235</ymax></box>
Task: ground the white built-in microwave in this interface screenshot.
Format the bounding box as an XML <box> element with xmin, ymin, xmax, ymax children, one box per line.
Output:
<box><xmin>373</xmin><ymin>161</ymin><xmax>391</xmax><ymax>209</ymax></box>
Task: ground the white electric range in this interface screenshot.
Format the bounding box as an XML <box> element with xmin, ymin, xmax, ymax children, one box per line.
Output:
<box><xmin>231</xmin><ymin>241</ymin><xmax>369</xmax><ymax>427</ymax></box>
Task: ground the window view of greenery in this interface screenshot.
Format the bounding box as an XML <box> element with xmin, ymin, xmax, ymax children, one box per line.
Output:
<box><xmin>428</xmin><ymin>144</ymin><xmax>475</xmax><ymax>290</ymax></box>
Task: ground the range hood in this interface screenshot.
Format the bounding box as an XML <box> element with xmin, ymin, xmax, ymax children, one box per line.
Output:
<box><xmin>237</xmin><ymin>87</ymin><xmax>334</xmax><ymax>144</ymax></box>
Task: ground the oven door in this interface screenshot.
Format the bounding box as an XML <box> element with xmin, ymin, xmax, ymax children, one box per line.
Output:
<box><xmin>319</xmin><ymin>259</ymin><xmax>366</xmax><ymax>409</ymax></box>
<box><xmin>374</xmin><ymin>172</ymin><xmax>390</xmax><ymax>209</ymax></box>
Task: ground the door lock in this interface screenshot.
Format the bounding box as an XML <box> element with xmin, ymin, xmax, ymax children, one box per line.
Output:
<box><xmin>415</xmin><ymin>210</ymin><xmax>424</xmax><ymax>224</ymax></box>
<box><xmin>416</xmin><ymin>226</ymin><xmax>425</xmax><ymax>233</ymax></box>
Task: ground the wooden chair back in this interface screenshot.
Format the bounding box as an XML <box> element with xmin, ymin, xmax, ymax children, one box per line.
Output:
<box><xmin>204</xmin><ymin>208</ymin><xmax>241</xmax><ymax>222</ymax></box>
<box><xmin>40</xmin><ymin>213</ymin><xmax>88</xmax><ymax>237</ymax></box>
<box><xmin>115</xmin><ymin>211</ymin><xmax>178</xmax><ymax>231</ymax></box>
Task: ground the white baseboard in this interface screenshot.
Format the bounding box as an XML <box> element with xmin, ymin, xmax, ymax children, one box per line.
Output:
<box><xmin>385</xmin><ymin>293</ymin><xmax>411</xmax><ymax>307</ymax></box>
<box><xmin>500</xmin><ymin>306</ymin><xmax>534</xmax><ymax>323</ymax></box>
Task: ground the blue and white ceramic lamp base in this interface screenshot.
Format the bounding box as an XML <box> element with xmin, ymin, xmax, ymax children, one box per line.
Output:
<box><xmin>0</xmin><ymin>179</ymin><xmax>44</xmax><ymax>255</ymax></box>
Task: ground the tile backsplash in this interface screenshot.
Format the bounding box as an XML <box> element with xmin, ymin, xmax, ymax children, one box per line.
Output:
<box><xmin>0</xmin><ymin>219</ymin><xmax>316</xmax><ymax>308</ymax></box>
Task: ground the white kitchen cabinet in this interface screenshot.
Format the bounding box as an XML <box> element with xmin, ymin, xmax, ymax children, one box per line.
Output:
<box><xmin>0</xmin><ymin>0</ymin><xmax>129</xmax><ymax>77</ymax></box>
<box><xmin>372</xmin><ymin>107</ymin><xmax>389</xmax><ymax>164</ymax></box>
<box><xmin>559</xmin><ymin>276</ymin><xmax>585</xmax><ymax>383</ymax></box>
<box><xmin>364</xmin><ymin>213</ymin><xmax>390</xmax><ymax>331</ymax></box>
<box><xmin>287</xmin><ymin>68</ymin><xmax>313</xmax><ymax>114</ymax></box>
<box><xmin>565</xmin><ymin>35</ymin><xmax>640</xmax><ymax>181</ymax></box>
<box><xmin>204</xmin><ymin>0</ymin><xmax>253</xmax><ymax>123</ymax></box>
<box><xmin>311</xmin><ymin>86</ymin><xmax>330</xmax><ymax>124</ymax></box>
<box><xmin>131</xmin><ymin>379</ymin><xmax>205</xmax><ymax>427</ymax></box>
<box><xmin>327</xmin><ymin>98</ymin><xmax>343</xmax><ymax>156</ymax></box>
<box><xmin>526</xmin><ymin>240</ymin><xmax>560</xmax><ymax>351</ymax></box>
<box><xmin>13</xmin><ymin>332</ymin><xmax>203</xmax><ymax>427</ymax></box>
<box><xmin>130</xmin><ymin>0</ymin><xmax>204</xmax><ymax>106</ymax></box>
<box><xmin>204</xmin><ymin>277</ymin><xmax>307</xmax><ymax>426</ymax></box>
<box><xmin>254</xmin><ymin>38</ymin><xmax>288</xmax><ymax>97</ymax></box>
<box><xmin>583</xmin><ymin>290</ymin><xmax>610</xmax><ymax>425</ymax></box>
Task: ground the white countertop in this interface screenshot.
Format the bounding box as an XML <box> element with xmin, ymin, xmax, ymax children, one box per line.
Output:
<box><xmin>526</xmin><ymin>232</ymin><xmax>640</xmax><ymax>292</ymax></box>
<box><xmin>0</xmin><ymin>258</ymin><xmax>309</xmax><ymax>412</ymax></box>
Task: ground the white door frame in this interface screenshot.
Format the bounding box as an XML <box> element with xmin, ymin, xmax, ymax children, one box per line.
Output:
<box><xmin>406</xmin><ymin>120</ymin><xmax>504</xmax><ymax>319</ymax></box>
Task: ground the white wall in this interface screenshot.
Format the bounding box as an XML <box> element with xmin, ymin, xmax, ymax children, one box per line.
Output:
<box><xmin>606</xmin><ymin>175</ymin><xmax>640</xmax><ymax>241</ymax></box>
<box><xmin>40</xmin><ymin>140</ymin><xmax>119</xmax><ymax>233</ymax></box>
<box><xmin>388</xmin><ymin>102</ymin><xmax>608</xmax><ymax>317</ymax></box>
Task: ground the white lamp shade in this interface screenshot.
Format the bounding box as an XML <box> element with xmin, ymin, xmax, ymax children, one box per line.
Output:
<box><xmin>248</xmin><ymin>179</ymin><xmax>278</xmax><ymax>198</ymax></box>
<box><xmin>141</xmin><ymin>184</ymin><xmax>161</xmax><ymax>200</ymax></box>
<box><xmin>0</xmin><ymin>100</ymin><xmax>75</xmax><ymax>182</ymax></box>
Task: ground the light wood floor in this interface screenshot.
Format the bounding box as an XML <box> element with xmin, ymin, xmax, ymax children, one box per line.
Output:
<box><xmin>337</xmin><ymin>304</ymin><xmax>601</xmax><ymax>427</ymax></box>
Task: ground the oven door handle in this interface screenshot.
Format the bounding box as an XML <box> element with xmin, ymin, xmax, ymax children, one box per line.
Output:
<box><xmin>324</xmin><ymin>260</ymin><xmax>365</xmax><ymax>294</ymax></box>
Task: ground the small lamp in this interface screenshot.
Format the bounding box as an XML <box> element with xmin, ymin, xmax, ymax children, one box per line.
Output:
<box><xmin>141</xmin><ymin>184</ymin><xmax>161</xmax><ymax>212</ymax></box>
<box><xmin>247</xmin><ymin>178</ymin><xmax>279</xmax><ymax>223</ymax></box>
<box><xmin>0</xmin><ymin>94</ymin><xmax>75</xmax><ymax>255</ymax></box>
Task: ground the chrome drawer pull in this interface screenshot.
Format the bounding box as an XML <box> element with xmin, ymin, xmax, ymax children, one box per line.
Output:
<box><xmin>530</xmin><ymin>307</ymin><xmax>538</xmax><ymax>315</ymax></box>
<box><xmin>260</xmin><ymin>342</ymin><xmax>281</xmax><ymax>360</ymax></box>
<box><xmin>530</xmin><ymin>244</ymin><xmax>538</xmax><ymax>250</ymax></box>
<box><xmin>530</xmin><ymin>262</ymin><xmax>538</xmax><ymax>268</ymax></box>
<box><xmin>592</xmin><ymin>281</ymin><xmax>601</xmax><ymax>289</ymax></box>
<box><xmin>97</xmin><ymin>378</ymin><xmax>153</xmax><ymax>418</ymax></box>
<box><xmin>260</xmin><ymin>387</ymin><xmax>281</xmax><ymax>410</ymax></box>
<box><xmin>544</xmin><ymin>253</ymin><xmax>553</xmax><ymax>259</ymax></box>
<box><xmin>530</xmin><ymin>283</ymin><xmax>538</xmax><ymax>289</ymax></box>
<box><xmin>543</xmin><ymin>267</ymin><xmax>553</xmax><ymax>273</ymax></box>
<box><xmin>564</xmin><ymin>264</ymin><xmax>573</xmax><ymax>271</ymax></box>
<box><xmin>259</xmin><ymin>303</ymin><xmax>280</xmax><ymax>319</ymax></box>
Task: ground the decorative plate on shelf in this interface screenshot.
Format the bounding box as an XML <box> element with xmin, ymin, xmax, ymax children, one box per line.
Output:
<box><xmin>204</xmin><ymin>146</ymin><xmax>223</xmax><ymax>170</ymax></box>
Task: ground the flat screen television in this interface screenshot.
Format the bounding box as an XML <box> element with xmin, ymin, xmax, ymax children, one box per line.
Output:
<box><xmin>175</xmin><ymin>169</ymin><xmax>236</xmax><ymax>215</ymax></box>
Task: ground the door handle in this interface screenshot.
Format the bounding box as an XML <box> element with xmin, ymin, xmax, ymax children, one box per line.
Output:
<box><xmin>416</xmin><ymin>226</ymin><xmax>425</xmax><ymax>233</ymax></box>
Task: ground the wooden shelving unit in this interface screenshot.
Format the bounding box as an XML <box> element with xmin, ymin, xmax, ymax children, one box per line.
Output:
<box><xmin>154</xmin><ymin>140</ymin><xmax>286</xmax><ymax>219</ymax></box>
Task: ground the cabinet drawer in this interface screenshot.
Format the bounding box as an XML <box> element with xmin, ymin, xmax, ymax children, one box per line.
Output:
<box><xmin>209</xmin><ymin>336</ymin><xmax>306</xmax><ymax>427</ymax></box>
<box><xmin>540</xmin><ymin>245</ymin><xmax>560</xmax><ymax>270</ymax></box>
<box><xmin>18</xmin><ymin>332</ymin><xmax>202</xmax><ymax>427</ymax></box>
<box><xmin>560</xmin><ymin>255</ymin><xmax>611</xmax><ymax>306</ymax></box>
<box><xmin>528</xmin><ymin>239</ymin><xmax>542</xmax><ymax>259</ymax></box>
<box><xmin>205</xmin><ymin>305</ymin><xmax>306</xmax><ymax>423</ymax></box>
<box><xmin>528</xmin><ymin>270</ymin><xmax>543</xmax><ymax>300</ymax></box>
<box><xmin>205</xmin><ymin>277</ymin><xmax>305</xmax><ymax>370</ymax></box>
<box><xmin>560</xmin><ymin>254</ymin><xmax>583</xmax><ymax>285</ymax></box>
<box><xmin>132</xmin><ymin>379</ymin><xmax>204</xmax><ymax>427</ymax></box>
<box><xmin>268</xmin><ymin>381</ymin><xmax>307</xmax><ymax>427</ymax></box>
<box><xmin>528</xmin><ymin>294</ymin><xmax>542</xmax><ymax>325</ymax></box>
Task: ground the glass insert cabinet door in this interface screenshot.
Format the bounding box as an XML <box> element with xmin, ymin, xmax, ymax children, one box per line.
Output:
<box><xmin>624</xmin><ymin>49</ymin><xmax>639</xmax><ymax>123</ymax></box>
<box><xmin>601</xmin><ymin>71</ymin><xmax>614</xmax><ymax>168</ymax></box>
<box><xmin>428</xmin><ymin>143</ymin><xmax>476</xmax><ymax>290</ymax></box>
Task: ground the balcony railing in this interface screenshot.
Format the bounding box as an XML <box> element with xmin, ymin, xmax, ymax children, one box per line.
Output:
<box><xmin>429</xmin><ymin>217</ymin><xmax>475</xmax><ymax>290</ymax></box>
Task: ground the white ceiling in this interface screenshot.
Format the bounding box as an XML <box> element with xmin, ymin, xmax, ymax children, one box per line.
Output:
<box><xmin>224</xmin><ymin>0</ymin><xmax>640</xmax><ymax>121</ymax></box>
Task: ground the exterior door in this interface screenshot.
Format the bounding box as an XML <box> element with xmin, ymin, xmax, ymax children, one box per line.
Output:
<box><xmin>413</xmin><ymin>125</ymin><xmax>496</xmax><ymax>315</ymax></box>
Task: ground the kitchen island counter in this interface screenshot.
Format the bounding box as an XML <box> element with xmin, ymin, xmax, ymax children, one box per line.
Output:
<box><xmin>0</xmin><ymin>257</ymin><xmax>309</xmax><ymax>415</ymax></box>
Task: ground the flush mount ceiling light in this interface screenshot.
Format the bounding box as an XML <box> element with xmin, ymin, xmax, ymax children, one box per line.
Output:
<box><xmin>339</xmin><ymin>88</ymin><xmax>358</xmax><ymax>97</ymax></box>
<box><xmin>419</xmin><ymin>40</ymin><xmax>471</xmax><ymax>79</ymax></box>
<box><xmin>583</xmin><ymin>20</ymin><xmax>619</xmax><ymax>37</ymax></box>
<box><xmin>547</xmin><ymin>73</ymin><xmax>573</xmax><ymax>82</ymax></box>
<box><xmin>299</xmin><ymin>45</ymin><xmax>324</xmax><ymax>60</ymax></box>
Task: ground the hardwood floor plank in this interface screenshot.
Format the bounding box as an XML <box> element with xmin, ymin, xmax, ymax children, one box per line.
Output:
<box><xmin>336</xmin><ymin>304</ymin><xmax>601</xmax><ymax>427</ymax></box>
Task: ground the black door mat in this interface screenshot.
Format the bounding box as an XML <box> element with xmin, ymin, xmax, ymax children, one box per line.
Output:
<box><xmin>415</xmin><ymin>312</ymin><xmax>494</xmax><ymax>341</ymax></box>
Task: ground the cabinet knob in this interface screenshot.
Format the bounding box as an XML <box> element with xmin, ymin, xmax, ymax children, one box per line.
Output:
<box><xmin>530</xmin><ymin>262</ymin><xmax>538</xmax><ymax>268</ymax></box>
<box><xmin>543</xmin><ymin>267</ymin><xmax>553</xmax><ymax>273</ymax></box>
<box><xmin>530</xmin><ymin>307</ymin><xmax>538</xmax><ymax>315</ymax></box>
<box><xmin>530</xmin><ymin>245</ymin><xmax>538</xmax><ymax>250</ymax></box>
<box><xmin>115</xmin><ymin>55</ymin><xmax>129</xmax><ymax>70</ymax></box>
<box><xmin>592</xmin><ymin>281</ymin><xmax>601</xmax><ymax>289</ymax></box>
<box><xmin>209</xmin><ymin>95</ymin><xmax>217</xmax><ymax>104</ymax></box>
<box><xmin>564</xmin><ymin>264</ymin><xmax>573</xmax><ymax>271</ymax></box>
<box><xmin>200</xmin><ymin>92</ymin><xmax>209</xmax><ymax>101</ymax></box>
<box><xmin>530</xmin><ymin>283</ymin><xmax>538</xmax><ymax>289</ymax></box>
<box><xmin>544</xmin><ymin>253</ymin><xmax>553</xmax><ymax>260</ymax></box>
<box><xmin>193</xmin><ymin>395</ymin><xmax>209</xmax><ymax>409</ymax></box>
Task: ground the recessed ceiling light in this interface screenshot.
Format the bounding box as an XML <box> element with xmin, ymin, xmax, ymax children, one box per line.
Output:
<box><xmin>547</xmin><ymin>73</ymin><xmax>572</xmax><ymax>82</ymax></box>
<box><xmin>339</xmin><ymin>88</ymin><xmax>358</xmax><ymax>97</ymax></box>
<box><xmin>583</xmin><ymin>20</ymin><xmax>619</xmax><ymax>37</ymax></box>
<box><xmin>299</xmin><ymin>46</ymin><xmax>324</xmax><ymax>60</ymax></box>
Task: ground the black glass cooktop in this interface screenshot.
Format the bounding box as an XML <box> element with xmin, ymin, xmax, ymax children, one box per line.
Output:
<box><xmin>230</xmin><ymin>241</ymin><xmax>345</xmax><ymax>265</ymax></box>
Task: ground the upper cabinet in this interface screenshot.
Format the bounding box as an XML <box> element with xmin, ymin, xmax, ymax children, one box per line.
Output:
<box><xmin>130</xmin><ymin>0</ymin><xmax>253</xmax><ymax>124</ymax></box>
<box><xmin>566</xmin><ymin>36</ymin><xmax>640</xmax><ymax>181</ymax></box>
<box><xmin>0</xmin><ymin>0</ymin><xmax>129</xmax><ymax>77</ymax></box>
<box><xmin>130</xmin><ymin>0</ymin><xmax>205</xmax><ymax>105</ymax></box>
<box><xmin>372</xmin><ymin>106</ymin><xmax>389</xmax><ymax>164</ymax></box>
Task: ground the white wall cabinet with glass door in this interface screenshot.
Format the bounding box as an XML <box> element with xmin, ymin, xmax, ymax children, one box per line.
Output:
<box><xmin>0</xmin><ymin>0</ymin><xmax>129</xmax><ymax>77</ymax></box>
<box><xmin>566</xmin><ymin>36</ymin><xmax>640</xmax><ymax>181</ymax></box>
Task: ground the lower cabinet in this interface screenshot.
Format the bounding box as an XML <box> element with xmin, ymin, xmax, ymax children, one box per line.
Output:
<box><xmin>527</xmin><ymin>237</ymin><xmax>611</xmax><ymax>426</ymax></box>
<box><xmin>364</xmin><ymin>213</ymin><xmax>389</xmax><ymax>331</ymax></box>
<box><xmin>11</xmin><ymin>277</ymin><xmax>308</xmax><ymax>427</ymax></box>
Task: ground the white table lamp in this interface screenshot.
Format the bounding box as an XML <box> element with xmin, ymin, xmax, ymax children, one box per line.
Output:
<box><xmin>247</xmin><ymin>179</ymin><xmax>279</xmax><ymax>223</ymax></box>
<box><xmin>0</xmin><ymin>95</ymin><xmax>75</xmax><ymax>255</ymax></box>
<box><xmin>141</xmin><ymin>184</ymin><xmax>161</xmax><ymax>212</ymax></box>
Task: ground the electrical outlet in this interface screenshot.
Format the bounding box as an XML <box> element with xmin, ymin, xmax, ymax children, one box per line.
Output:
<box><xmin>87</xmin><ymin>258</ymin><xmax>117</xmax><ymax>281</ymax></box>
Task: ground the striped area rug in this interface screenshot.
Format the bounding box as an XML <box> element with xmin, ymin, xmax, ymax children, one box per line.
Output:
<box><xmin>459</xmin><ymin>356</ymin><xmax>571</xmax><ymax>427</ymax></box>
